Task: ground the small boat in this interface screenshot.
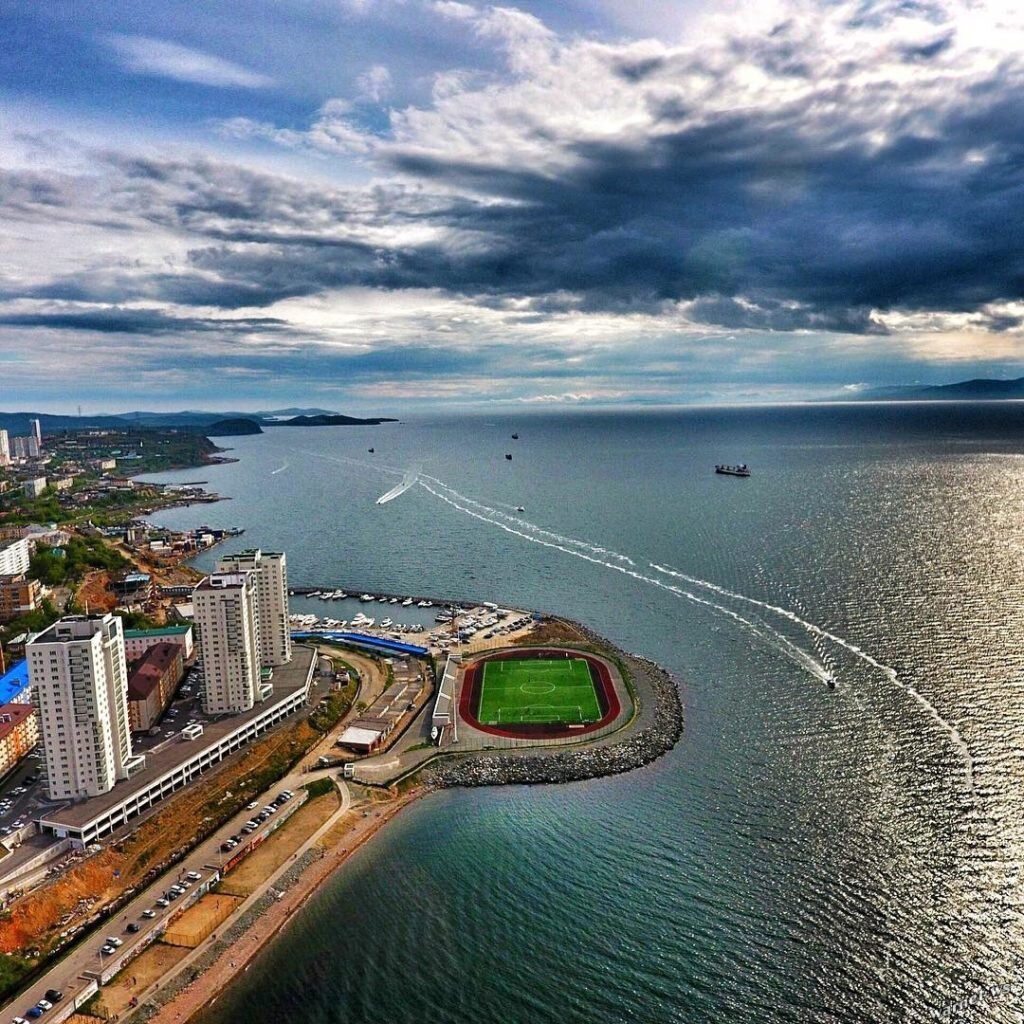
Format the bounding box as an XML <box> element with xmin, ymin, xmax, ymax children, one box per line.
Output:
<box><xmin>511</xmin><ymin>432</ymin><xmax>519</xmax><ymax>440</ymax></box>
<box><xmin>368</xmin><ymin>447</ymin><xmax>375</xmax><ymax>453</ymax></box>
<box><xmin>826</xmin><ymin>676</ymin><xmax>836</xmax><ymax>690</ymax></box>
<box><xmin>715</xmin><ymin>464</ymin><xmax>750</xmax><ymax>477</ymax></box>
<box><xmin>515</xmin><ymin>506</ymin><xmax>525</xmax><ymax>512</ymax></box>
<box><xmin>381</xmin><ymin>617</ymin><xmax>393</xmax><ymax>628</ymax></box>
<box><xmin>402</xmin><ymin>598</ymin><xmax>414</xmax><ymax>606</ymax></box>
<box><xmin>505</xmin><ymin>453</ymin><xmax>513</xmax><ymax>461</ymax></box>
<box><xmin>360</xmin><ymin>593</ymin><xmax>375</xmax><ymax>602</ymax></box>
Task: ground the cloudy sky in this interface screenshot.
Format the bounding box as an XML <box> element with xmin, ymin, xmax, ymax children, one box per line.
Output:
<box><xmin>2</xmin><ymin>0</ymin><xmax>1024</xmax><ymax>413</ymax></box>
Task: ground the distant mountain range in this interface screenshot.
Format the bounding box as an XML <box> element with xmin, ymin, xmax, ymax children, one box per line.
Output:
<box><xmin>0</xmin><ymin>408</ymin><xmax>393</xmax><ymax>435</ymax></box>
<box><xmin>271</xmin><ymin>414</ymin><xmax>399</xmax><ymax>427</ymax></box>
<box><xmin>841</xmin><ymin>377</ymin><xmax>1024</xmax><ymax>402</ymax></box>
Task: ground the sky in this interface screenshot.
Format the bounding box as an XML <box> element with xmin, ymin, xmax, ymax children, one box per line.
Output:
<box><xmin>2</xmin><ymin>0</ymin><xmax>1024</xmax><ymax>414</ymax></box>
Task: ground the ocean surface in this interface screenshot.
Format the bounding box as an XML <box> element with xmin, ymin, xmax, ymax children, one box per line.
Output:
<box><xmin>140</xmin><ymin>404</ymin><xmax>1024</xmax><ymax>1024</ymax></box>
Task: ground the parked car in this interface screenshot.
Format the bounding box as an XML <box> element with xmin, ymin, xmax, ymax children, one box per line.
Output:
<box><xmin>44</xmin><ymin>990</ymin><xmax>63</xmax><ymax>1003</ymax></box>
<box><xmin>101</xmin><ymin>943</ymin><xmax>117</xmax><ymax>955</ymax></box>
<box><xmin>247</xmin><ymin>801</ymin><xmax>258</xmax><ymax>809</ymax></box>
<box><xmin>155</xmin><ymin>898</ymin><xmax>169</xmax><ymax>908</ymax></box>
<box><xmin>105</xmin><ymin>936</ymin><xmax>123</xmax><ymax>947</ymax></box>
<box><xmin>25</xmin><ymin>1009</ymin><xmax>42</xmax><ymax>1020</ymax></box>
<box><xmin>12</xmin><ymin>1015</ymin><xmax>29</xmax><ymax>1023</ymax></box>
<box><xmin>186</xmin><ymin>870</ymin><xmax>202</xmax><ymax>881</ymax></box>
<box><xmin>35</xmin><ymin>1000</ymin><xmax>52</xmax><ymax>1012</ymax></box>
<box><xmin>126</xmin><ymin>922</ymin><xmax>140</xmax><ymax>933</ymax></box>
<box><xmin>166</xmin><ymin>890</ymin><xmax>179</xmax><ymax>901</ymax></box>
<box><xmin>143</xmin><ymin>908</ymin><xmax>157</xmax><ymax>918</ymax></box>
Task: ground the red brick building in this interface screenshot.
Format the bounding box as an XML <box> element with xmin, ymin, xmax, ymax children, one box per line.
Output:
<box><xmin>0</xmin><ymin>703</ymin><xmax>39</xmax><ymax>775</ymax></box>
<box><xmin>0</xmin><ymin>574</ymin><xmax>42</xmax><ymax>623</ymax></box>
<box><xmin>127</xmin><ymin>642</ymin><xmax>183</xmax><ymax>731</ymax></box>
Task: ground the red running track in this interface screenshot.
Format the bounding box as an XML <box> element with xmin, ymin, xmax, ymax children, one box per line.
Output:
<box><xmin>459</xmin><ymin>648</ymin><xmax>621</xmax><ymax>739</ymax></box>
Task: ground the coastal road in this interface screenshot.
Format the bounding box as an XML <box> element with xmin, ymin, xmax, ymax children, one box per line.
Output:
<box><xmin>124</xmin><ymin>772</ymin><xmax>353</xmax><ymax>1023</ymax></box>
<box><xmin>0</xmin><ymin>768</ymin><xmax>345</xmax><ymax>1024</ymax></box>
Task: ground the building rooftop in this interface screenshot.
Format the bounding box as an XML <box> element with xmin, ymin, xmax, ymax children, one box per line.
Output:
<box><xmin>0</xmin><ymin>703</ymin><xmax>34</xmax><ymax>742</ymax></box>
<box><xmin>0</xmin><ymin>661</ymin><xmax>30</xmax><ymax>704</ymax></box>
<box><xmin>123</xmin><ymin>625</ymin><xmax>191</xmax><ymax>639</ymax></box>
<box><xmin>127</xmin><ymin>643</ymin><xmax>182</xmax><ymax>700</ymax></box>
<box><xmin>195</xmin><ymin>572</ymin><xmax>251</xmax><ymax>591</ymax></box>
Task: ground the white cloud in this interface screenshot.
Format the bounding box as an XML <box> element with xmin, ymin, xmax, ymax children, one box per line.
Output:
<box><xmin>106</xmin><ymin>35</ymin><xmax>274</xmax><ymax>89</ymax></box>
<box><xmin>357</xmin><ymin>64</ymin><xmax>393</xmax><ymax>101</ymax></box>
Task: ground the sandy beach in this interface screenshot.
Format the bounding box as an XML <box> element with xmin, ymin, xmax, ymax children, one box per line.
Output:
<box><xmin>143</xmin><ymin>786</ymin><xmax>425</xmax><ymax>1024</ymax></box>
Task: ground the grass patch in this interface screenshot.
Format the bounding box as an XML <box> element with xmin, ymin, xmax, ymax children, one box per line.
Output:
<box><xmin>303</xmin><ymin>778</ymin><xmax>336</xmax><ymax>800</ymax></box>
<box><xmin>478</xmin><ymin>657</ymin><xmax>601</xmax><ymax>725</ymax></box>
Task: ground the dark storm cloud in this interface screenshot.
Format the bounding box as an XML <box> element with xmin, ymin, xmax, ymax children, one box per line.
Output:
<box><xmin>0</xmin><ymin>307</ymin><xmax>288</xmax><ymax>335</ymax></box>
<box><xmin>4</xmin><ymin>3</ymin><xmax>1024</xmax><ymax>345</ymax></box>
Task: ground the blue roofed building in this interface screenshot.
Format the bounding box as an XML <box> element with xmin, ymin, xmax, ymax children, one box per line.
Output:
<box><xmin>0</xmin><ymin>660</ymin><xmax>31</xmax><ymax>705</ymax></box>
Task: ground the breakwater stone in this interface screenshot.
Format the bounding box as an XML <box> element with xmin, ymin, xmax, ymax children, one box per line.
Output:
<box><xmin>423</xmin><ymin>627</ymin><xmax>683</xmax><ymax>789</ymax></box>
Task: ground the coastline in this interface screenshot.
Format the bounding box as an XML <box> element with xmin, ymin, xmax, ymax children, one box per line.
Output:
<box><xmin>138</xmin><ymin>786</ymin><xmax>426</xmax><ymax>1024</ymax></box>
<box><xmin>136</xmin><ymin>623</ymin><xmax>684</xmax><ymax>1024</ymax></box>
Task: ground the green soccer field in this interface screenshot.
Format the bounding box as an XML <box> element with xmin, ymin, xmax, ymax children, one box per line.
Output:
<box><xmin>478</xmin><ymin>657</ymin><xmax>602</xmax><ymax>725</ymax></box>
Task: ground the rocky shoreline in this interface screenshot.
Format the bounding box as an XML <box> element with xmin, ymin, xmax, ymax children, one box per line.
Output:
<box><xmin>422</xmin><ymin>632</ymin><xmax>683</xmax><ymax>789</ymax></box>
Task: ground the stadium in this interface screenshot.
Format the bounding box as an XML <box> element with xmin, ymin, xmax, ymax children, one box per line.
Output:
<box><xmin>458</xmin><ymin>648</ymin><xmax>622</xmax><ymax>739</ymax></box>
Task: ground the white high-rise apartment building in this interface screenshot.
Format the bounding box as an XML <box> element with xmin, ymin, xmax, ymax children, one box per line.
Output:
<box><xmin>193</xmin><ymin>572</ymin><xmax>262</xmax><ymax>714</ymax></box>
<box><xmin>216</xmin><ymin>549</ymin><xmax>291</xmax><ymax>667</ymax></box>
<box><xmin>0</xmin><ymin>537</ymin><xmax>30</xmax><ymax>576</ymax></box>
<box><xmin>27</xmin><ymin>615</ymin><xmax>138</xmax><ymax>801</ymax></box>
<box><xmin>0</xmin><ymin>429</ymin><xmax>9</xmax><ymax>466</ymax></box>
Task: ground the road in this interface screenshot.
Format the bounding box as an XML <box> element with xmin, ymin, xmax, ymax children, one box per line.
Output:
<box><xmin>0</xmin><ymin>761</ymin><xmax>345</xmax><ymax>1023</ymax></box>
<box><xmin>0</xmin><ymin>644</ymin><xmax>384</xmax><ymax>1022</ymax></box>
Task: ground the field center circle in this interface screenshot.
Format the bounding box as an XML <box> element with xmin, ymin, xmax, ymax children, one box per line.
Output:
<box><xmin>521</xmin><ymin>683</ymin><xmax>556</xmax><ymax>694</ymax></box>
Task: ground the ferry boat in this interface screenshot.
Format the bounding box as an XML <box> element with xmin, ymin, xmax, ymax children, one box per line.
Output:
<box><xmin>715</xmin><ymin>464</ymin><xmax>751</xmax><ymax>477</ymax></box>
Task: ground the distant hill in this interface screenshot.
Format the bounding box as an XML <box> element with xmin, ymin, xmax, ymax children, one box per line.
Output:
<box><xmin>271</xmin><ymin>414</ymin><xmax>399</xmax><ymax>427</ymax></box>
<box><xmin>202</xmin><ymin>418</ymin><xmax>264</xmax><ymax>436</ymax></box>
<box><xmin>0</xmin><ymin>408</ymin><xmax>337</xmax><ymax>435</ymax></box>
<box><xmin>841</xmin><ymin>377</ymin><xmax>1024</xmax><ymax>402</ymax></box>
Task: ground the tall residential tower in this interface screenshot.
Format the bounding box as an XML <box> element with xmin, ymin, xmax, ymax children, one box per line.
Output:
<box><xmin>27</xmin><ymin>615</ymin><xmax>139</xmax><ymax>800</ymax></box>
<box><xmin>193</xmin><ymin>572</ymin><xmax>262</xmax><ymax>714</ymax></box>
<box><xmin>216</xmin><ymin>549</ymin><xmax>291</xmax><ymax>667</ymax></box>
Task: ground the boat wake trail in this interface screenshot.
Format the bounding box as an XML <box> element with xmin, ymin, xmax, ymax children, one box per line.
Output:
<box><xmin>419</xmin><ymin>475</ymin><xmax>635</xmax><ymax>566</ymax></box>
<box><xmin>649</xmin><ymin>562</ymin><xmax>975</xmax><ymax>789</ymax></box>
<box><xmin>377</xmin><ymin>465</ymin><xmax>422</xmax><ymax>505</ymax></box>
<box><xmin>270</xmin><ymin>462</ymin><xmax>289</xmax><ymax>476</ymax></box>
<box><xmin>417</xmin><ymin>477</ymin><xmax>832</xmax><ymax>685</ymax></box>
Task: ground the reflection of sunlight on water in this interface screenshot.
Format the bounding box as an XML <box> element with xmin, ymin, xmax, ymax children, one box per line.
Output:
<box><xmin>150</xmin><ymin>412</ymin><xmax>1024</xmax><ymax>1022</ymax></box>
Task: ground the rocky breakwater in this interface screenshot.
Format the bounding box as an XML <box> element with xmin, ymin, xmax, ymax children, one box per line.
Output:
<box><xmin>423</xmin><ymin>643</ymin><xmax>683</xmax><ymax>789</ymax></box>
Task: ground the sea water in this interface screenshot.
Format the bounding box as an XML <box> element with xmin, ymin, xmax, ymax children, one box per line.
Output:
<box><xmin>142</xmin><ymin>403</ymin><xmax>1024</xmax><ymax>1023</ymax></box>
